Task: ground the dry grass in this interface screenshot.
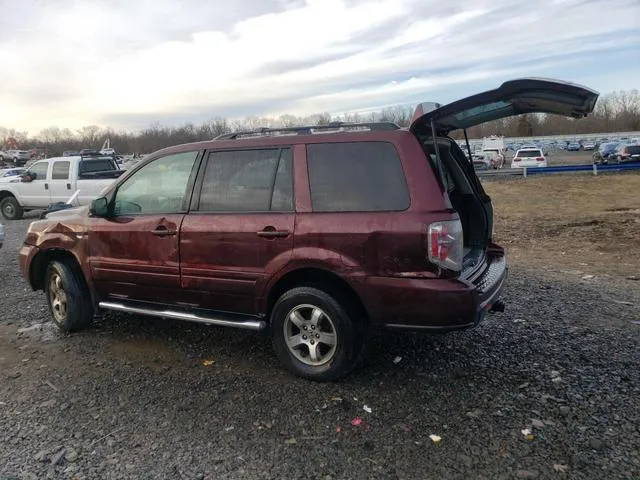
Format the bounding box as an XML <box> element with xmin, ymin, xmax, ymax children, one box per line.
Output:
<box><xmin>485</xmin><ymin>173</ymin><xmax>640</xmax><ymax>279</ymax></box>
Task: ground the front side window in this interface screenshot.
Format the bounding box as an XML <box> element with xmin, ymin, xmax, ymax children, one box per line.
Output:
<box><xmin>52</xmin><ymin>161</ymin><xmax>70</xmax><ymax>180</ymax></box>
<box><xmin>27</xmin><ymin>161</ymin><xmax>49</xmax><ymax>180</ymax></box>
<box><xmin>113</xmin><ymin>151</ymin><xmax>199</xmax><ymax>215</ymax></box>
<box><xmin>307</xmin><ymin>142</ymin><xmax>409</xmax><ymax>212</ymax></box>
<box><xmin>198</xmin><ymin>148</ymin><xmax>293</xmax><ymax>212</ymax></box>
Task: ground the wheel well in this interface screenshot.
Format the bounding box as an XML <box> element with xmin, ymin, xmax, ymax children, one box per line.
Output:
<box><xmin>266</xmin><ymin>268</ymin><xmax>370</xmax><ymax>324</ymax></box>
<box><xmin>30</xmin><ymin>249</ymin><xmax>81</xmax><ymax>291</ymax></box>
<box><xmin>0</xmin><ymin>191</ymin><xmax>16</xmax><ymax>202</ymax></box>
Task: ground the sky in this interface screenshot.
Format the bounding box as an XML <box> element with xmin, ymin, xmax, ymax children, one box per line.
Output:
<box><xmin>0</xmin><ymin>0</ymin><xmax>639</xmax><ymax>134</ymax></box>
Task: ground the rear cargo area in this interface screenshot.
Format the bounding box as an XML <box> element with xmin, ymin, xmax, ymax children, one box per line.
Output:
<box><xmin>421</xmin><ymin>137</ymin><xmax>490</xmax><ymax>270</ymax></box>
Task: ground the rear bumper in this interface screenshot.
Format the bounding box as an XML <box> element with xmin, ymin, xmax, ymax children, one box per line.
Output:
<box><xmin>365</xmin><ymin>249</ymin><xmax>507</xmax><ymax>331</ymax></box>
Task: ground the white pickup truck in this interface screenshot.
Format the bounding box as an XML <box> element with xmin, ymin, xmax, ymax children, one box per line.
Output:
<box><xmin>0</xmin><ymin>154</ymin><xmax>125</xmax><ymax>220</ymax></box>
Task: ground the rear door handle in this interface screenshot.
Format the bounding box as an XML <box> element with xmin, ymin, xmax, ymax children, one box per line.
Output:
<box><xmin>151</xmin><ymin>226</ymin><xmax>176</xmax><ymax>237</ymax></box>
<box><xmin>44</xmin><ymin>183</ymin><xmax>49</xmax><ymax>190</ymax></box>
<box><xmin>257</xmin><ymin>227</ymin><xmax>290</xmax><ymax>238</ymax></box>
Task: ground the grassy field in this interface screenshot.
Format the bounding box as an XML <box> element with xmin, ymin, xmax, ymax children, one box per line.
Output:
<box><xmin>485</xmin><ymin>173</ymin><xmax>640</xmax><ymax>280</ymax></box>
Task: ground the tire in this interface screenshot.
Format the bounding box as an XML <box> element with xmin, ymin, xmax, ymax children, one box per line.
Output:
<box><xmin>44</xmin><ymin>259</ymin><xmax>93</xmax><ymax>332</ymax></box>
<box><xmin>270</xmin><ymin>286</ymin><xmax>365</xmax><ymax>381</ymax></box>
<box><xmin>0</xmin><ymin>196</ymin><xmax>24</xmax><ymax>220</ymax></box>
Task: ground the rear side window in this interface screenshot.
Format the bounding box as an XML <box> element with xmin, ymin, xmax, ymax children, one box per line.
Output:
<box><xmin>52</xmin><ymin>161</ymin><xmax>70</xmax><ymax>180</ymax></box>
<box><xmin>198</xmin><ymin>148</ymin><xmax>293</xmax><ymax>212</ymax></box>
<box><xmin>306</xmin><ymin>142</ymin><xmax>409</xmax><ymax>212</ymax></box>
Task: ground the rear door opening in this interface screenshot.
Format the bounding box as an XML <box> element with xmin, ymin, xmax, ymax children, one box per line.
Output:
<box><xmin>420</xmin><ymin>136</ymin><xmax>490</xmax><ymax>273</ymax></box>
<box><xmin>409</xmin><ymin>77</ymin><xmax>599</xmax><ymax>275</ymax></box>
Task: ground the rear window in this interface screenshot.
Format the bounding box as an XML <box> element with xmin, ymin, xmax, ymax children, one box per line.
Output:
<box><xmin>79</xmin><ymin>157</ymin><xmax>117</xmax><ymax>176</ymax></box>
<box><xmin>306</xmin><ymin>142</ymin><xmax>409</xmax><ymax>212</ymax></box>
<box><xmin>516</xmin><ymin>149</ymin><xmax>542</xmax><ymax>158</ymax></box>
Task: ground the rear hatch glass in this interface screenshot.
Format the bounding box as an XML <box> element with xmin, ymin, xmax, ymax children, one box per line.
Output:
<box><xmin>516</xmin><ymin>150</ymin><xmax>542</xmax><ymax>157</ymax></box>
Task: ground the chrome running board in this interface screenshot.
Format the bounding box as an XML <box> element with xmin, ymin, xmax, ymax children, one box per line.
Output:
<box><xmin>98</xmin><ymin>301</ymin><xmax>266</xmax><ymax>331</ymax></box>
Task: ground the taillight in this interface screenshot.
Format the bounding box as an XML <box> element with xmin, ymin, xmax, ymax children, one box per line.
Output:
<box><xmin>536</xmin><ymin>157</ymin><xmax>545</xmax><ymax>161</ymax></box>
<box><xmin>427</xmin><ymin>219</ymin><xmax>463</xmax><ymax>272</ymax></box>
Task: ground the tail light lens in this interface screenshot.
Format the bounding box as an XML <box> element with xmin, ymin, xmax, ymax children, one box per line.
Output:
<box><xmin>536</xmin><ymin>157</ymin><xmax>545</xmax><ymax>161</ymax></box>
<box><xmin>428</xmin><ymin>219</ymin><xmax>463</xmax><ymax>272</ymax></box>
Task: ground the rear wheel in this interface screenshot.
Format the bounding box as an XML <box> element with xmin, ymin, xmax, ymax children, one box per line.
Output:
<box><xmin>45</xmin><ymin>260</ymin><xmax>93</xmax><ymax>332</ymax></box>
<box><xmin>271</xmin><ymin>286</ymin><xmax>364</xmax><ymax>381</ymax></box>
<box><xmin>0</xmin><ymin>196</ymin><xmax>23</xmax><ymax>220</ymax></box>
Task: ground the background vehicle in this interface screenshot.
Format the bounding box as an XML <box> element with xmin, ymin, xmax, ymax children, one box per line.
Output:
<box><xmin>0</xmin><ymin>153</ymin><xmax>123</xmax><ymax>220</ymax></box>
<box><xmin>615</xmin><ymin>144</ymin><xmax>640</xmax><ymax>163</ymax></box>
<box><xmin>5</xmin><ymin>150</ymin><xmax>31</xmax><ymax>166</ymax></box>
<box><xmin>593</xmin><ymin>142</ymin><xmax>619</xmax><ymax>164</ymax></box>
<box><xmin>566</xmin><ymin>142</ymin><xmax>581</xmax><ymax>151</ymax></box>
<box><xmin>19</xmin><ymin>78</ymin><xmax>599</xmax><ymax>381</ymax></box>
<box><xmin>582</xmin><ymin>141</ymin><xmax>596</xmax><ymax>150</ymax></box>
<box><xmin>511</xmin><ymin>147</ymin><xmax>548</xmax><ymax>168</ymax></box>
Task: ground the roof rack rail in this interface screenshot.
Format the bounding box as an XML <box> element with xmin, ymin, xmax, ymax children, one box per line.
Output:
<box><xmin>214</xmin><ymin>122</ymin><xmax>400</xmax><ymax>140</ymax></box>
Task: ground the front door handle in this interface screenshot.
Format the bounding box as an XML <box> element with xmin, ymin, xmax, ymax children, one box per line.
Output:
<box><xmin>257</xmin><ymin>227</ymin><xmax>290</xmax><ymax>238</ymax></box>
<box><xmin>151</xmin><ymin>226</ymin><xmax>176</xmax><ymax>237</ymax></box>
<box><xmin>44</xmin><ymin>183</ymin><xmax>49</xmax><ymax>190</ymax></box>
<box><xmin>67</xmin><ymin>183</ymin><xmax>71</xmax><ymax>190</ymax></box>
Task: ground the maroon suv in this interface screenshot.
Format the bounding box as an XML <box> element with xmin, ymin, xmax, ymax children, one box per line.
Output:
<box><xmin>19</xmin><ymin>78</ymin><xmax>598</xmax><ymax>380</ymax></box>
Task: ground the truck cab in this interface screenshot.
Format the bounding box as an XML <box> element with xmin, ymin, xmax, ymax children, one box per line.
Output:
<box><xmin>0</xmin><ymin>153</ymin><xmax>124</xmax><ymax>220</ymax></box>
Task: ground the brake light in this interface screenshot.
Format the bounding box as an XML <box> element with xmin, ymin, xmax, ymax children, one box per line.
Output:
<box><xmin>536</xmin><ymin>157</ymin><xmax>545</xmax><ymax>161</ymax></box>
<box><xmin>427</xmin><ymin>219</ymin><xmax>463</xmax><ymax>272</ymax></box>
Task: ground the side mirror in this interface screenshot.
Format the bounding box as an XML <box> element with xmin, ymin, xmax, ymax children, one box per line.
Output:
<box><xmin>90</xmin><ymin>197</ymin><xmax>109</xmax><ymax>217</ymax></box>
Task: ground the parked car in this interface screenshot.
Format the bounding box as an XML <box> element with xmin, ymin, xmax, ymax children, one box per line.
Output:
<box><xmin>614</xmin><ymin>144</ymin><xmax>640</xmax><ymax>163</ymax></box>
<box><xmin>0</xmin><ymin>153</ymin><xmax>123</xmax><ymax>220</ymax></box>
<box><xmin>0</xmin><ymin>168</ymin><xmax>27</xmax><ymax>182</ymax></box>
<box><xmin>5</xmin><ymin>150</ymin><xmax>31</xmax><ymax>166</ymax></box>
<box><xmin>592</xmin><ymin>142</ymin><xmax>619</xmax><ymax>164</ymax></box>
<box><xmin>566</xmin><ymin>142</ymin><xmax>581</xmax><ymax>151</ymax></box>
<box><xmin>19</xmin><ymin>78</ymin><xmax>598</xmax><ymax>380</ymax></box>
<box><xmin>582</xmin><ymin>141</ymin><xmax>596</xmax><ymax>150</ymax></box>
<box><xmin>511</xmin><ymin>147</ymin><xmax>548</xmax><ymax>168</ymax></box>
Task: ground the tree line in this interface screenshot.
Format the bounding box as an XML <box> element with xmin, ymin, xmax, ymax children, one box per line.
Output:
<box><xmin>1</xmin><ymin>90</ymin><xmax>638</xmax><ymax>156</ymax></box>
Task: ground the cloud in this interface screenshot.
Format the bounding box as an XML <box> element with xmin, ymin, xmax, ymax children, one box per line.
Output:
<box><xmin>0</xmin><ymin>0</ymin><xmax>638</xmax><ymax>133</ymax></box>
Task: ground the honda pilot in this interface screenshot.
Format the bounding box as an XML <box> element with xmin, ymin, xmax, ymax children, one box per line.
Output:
<box><xmin>19</xmin><ymin>78</ymin><xmax>598</xmax><ymax>380</ymax></box>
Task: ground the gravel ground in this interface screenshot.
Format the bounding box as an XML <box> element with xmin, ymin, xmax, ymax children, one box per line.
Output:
<box><xmin>1</xmin><ymin>217</ymin><xmax>640</xmax><ymax>480</ymax></box>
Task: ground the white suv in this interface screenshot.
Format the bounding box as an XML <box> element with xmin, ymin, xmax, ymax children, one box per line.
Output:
<box><xmin>511</xmin><ymin>147</ymin><xmax>547</xmax><ymax>168</ymax></box>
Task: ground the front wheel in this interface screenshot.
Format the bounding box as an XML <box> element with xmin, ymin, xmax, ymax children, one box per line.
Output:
<box><xmin>0</xmin><ymin>196</ymin><xmax>23</xmax><ymax>220</ymax></box>
<box><xmin>271</xmin><ymin>286</ymin><xmax>365</xmax><ymax>381</ymax></box>
<box><xmin>45</xmin><ymin>259</ymin><xmax>94</xmax><ymax>332</ymax></box>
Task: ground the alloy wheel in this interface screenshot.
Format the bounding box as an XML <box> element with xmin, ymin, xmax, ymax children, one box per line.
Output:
<box><xmin>283</xmin><ymin>304</ymin><xmax>337</xmax><ymax>366</ymax></box>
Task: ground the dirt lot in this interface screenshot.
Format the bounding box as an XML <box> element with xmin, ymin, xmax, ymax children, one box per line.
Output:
<box><xmin>486</xmin><ymin>173</ymin><xmax>640</xmax><ymax>280</ymax></box>
<box><xmin>1</xmin><ymin>175</ymin><xmax>639</xmax><ymax>479</ymax></box>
